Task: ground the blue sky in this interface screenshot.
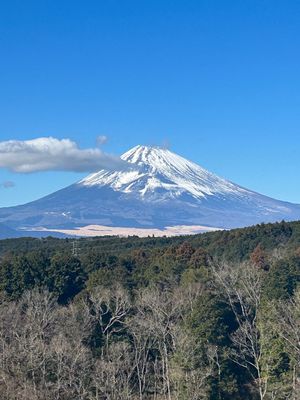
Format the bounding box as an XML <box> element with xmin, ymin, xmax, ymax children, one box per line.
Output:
<box><xmin>0</xmin><ymin>0</ymin><xmax>300</xmax><ymax>207</ymax></box>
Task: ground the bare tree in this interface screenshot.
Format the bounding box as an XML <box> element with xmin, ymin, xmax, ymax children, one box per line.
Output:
<box><xmin>0</xmin><ymin>289</ymin><xmax>57</xmax><ymax>400</ymax></box>
<box><xmin>133</xmin><ymin>285</ymin><xmax>186</xmax><ymax>400</ymax></box>
<box><xmin>88</xmin><ymin>284</ymin><xmax>131</xmax><ymax>351</ymax></box>
<box><xmin>92</xmin><ymin>341</ymin><xmax>134</xmax><ymax>400</ymax></box>
<box><xmin>0</xmin><ymin>289</ymin><xmax>93</xmax><ymax>400</ymax></box>
<box><xmin>49</xmin><ymin>332</ymin><xmax>92</xmax><ymax>400</ymax></box>
<box><xmin>87</xmin><ymin>285</ymin><xmax>133</xmax><ymax>399</ymax></box>
<box><xmin>212</xmin><ymin>262</ymin><xmax>273</xmax><ymax>400</ymax></box>
<box><xmin>170</xmin><ymin>324</ymin><xmax>217</xmax><ymax>400</ymax></box>
<box><xmin>127</xmin><ymin>313</ymin><xmax>156</xmax><ymax>399</ymax></box>
<box><xmin>275</xmin><ymin>288</ymin><xmax>300</xmax><ymax>399</ymax></box>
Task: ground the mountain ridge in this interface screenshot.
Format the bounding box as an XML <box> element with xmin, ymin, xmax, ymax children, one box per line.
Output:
<box><xmin>0</xmin><ymin>145</ymin><xmax>299</xmax><ymax>237</ymax></box>
<box><xmin>80</xmin><ymin>145</ymin><xmax>251</xmax><ymax>200</ymax></box>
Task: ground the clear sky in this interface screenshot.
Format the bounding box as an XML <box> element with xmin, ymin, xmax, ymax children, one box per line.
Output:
<box><xmin>0</xmin><ymin>0</ymin><xmax>300</xmax><ymax>207</ymax></box>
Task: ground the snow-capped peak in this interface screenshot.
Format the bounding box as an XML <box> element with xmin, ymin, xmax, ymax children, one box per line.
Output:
<box><xmin>79</xmin><ymin>145</ymin><xmax>248</xmax><ymax>200</ymax></box>
<box><xmin>3</xmin><ymin>145</ymin><xmax>300</xmax><ymax>235</ymax></box>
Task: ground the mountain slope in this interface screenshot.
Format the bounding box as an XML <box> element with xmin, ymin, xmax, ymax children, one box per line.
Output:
<box><xmin>81</xmin><ymin>145</ymin><xmax>250</xmax><ymax>200</ymax></box>
<box><xmin>0</xmin><ymin>223</ymin><xmax>19</xmax><ymax>239</ymax></box>
<box><xmin>0</xmin><ymin>145</ymin><xmax>300</xmax><ymax>236</ymax></box>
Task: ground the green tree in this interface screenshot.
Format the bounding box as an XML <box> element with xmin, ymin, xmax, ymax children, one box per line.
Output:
<box><xmin>47</xmin><ymin>254</ymin><xmax>86</xmax><ymax>303</ymax></box>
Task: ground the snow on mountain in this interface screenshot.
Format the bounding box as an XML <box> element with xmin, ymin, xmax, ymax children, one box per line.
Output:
<box><xmin>0</xmin><ymin>144</ymin><xmax>300</xmax><ymax>237</ymax></box>
<box><xmin>80</xmin><ymin>145</ymin><xmax>249</xmax><ymax>200</ymax></box>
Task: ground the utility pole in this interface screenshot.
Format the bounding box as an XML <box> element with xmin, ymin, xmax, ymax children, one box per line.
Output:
<box><xmin>72</xmin><ymin>240</ymin><xmax>80</xmax><ymax>257</ymax></box>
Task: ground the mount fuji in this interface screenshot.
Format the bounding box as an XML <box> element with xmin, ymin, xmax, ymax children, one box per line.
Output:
<box><xmin>1</xmin><ymin>145</ymin><xmax>300</xmax><ymax>237</ymax></box>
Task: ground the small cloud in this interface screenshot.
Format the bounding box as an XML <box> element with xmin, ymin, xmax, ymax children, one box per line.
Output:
<box><xmin>161</xmin><ymin>139</ymin><xmax>171</xmax><ymax>150</ymax></box>
<box><xmin>1</xmin><ymin>181</ymin><xmax>15</xmax><ymax>189</ymax></box>
<box><xmin>96</xmin><ymin>135</ymin><xmax>108</xmax><ymax>146</ymax></box>
<box><xmin>0</xmin><ymin>137</ymin><xmax>129</xmax><ymax>173</ymax></box>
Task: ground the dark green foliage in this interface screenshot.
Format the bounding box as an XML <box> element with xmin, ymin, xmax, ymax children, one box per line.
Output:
<box><xmin>187</xmin><ymin>293</ymin><xmax>247</xmax><ymax>399</ymax></box>
<box><xmin>86</xmin><ymin>265</ymin><xmax>128</xmax><ymax>290</ymax></box>
<box><xmin>264</xmin><ymin>257</ymin><xmax>300</xmax><ymax>300</ymax></box>
<box><xmin>0</xmin><ymin>251</ymin><xmax>50</xmax><ymax>298</ymax></box>
<box><xmin>0</xmin><ymin>255</ymin><xmax>15</xmax><ymax>296</ymax></box>
<box><xmin>189</xmin><ymin>292</ymin><xmax>236</xmax><ymax>346</ymax></box>
<box><xmin>46</xmin><ymin>254</ymin><xmax>87</xmax><ymax>303</ymax></box>
<box><xmin>0</xmin><ymin>219</ymin><xmax>299</xmax><ymax>398</ymax></box>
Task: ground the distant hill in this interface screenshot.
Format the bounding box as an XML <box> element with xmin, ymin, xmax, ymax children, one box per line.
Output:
<box><xmin>0</xmin><ymin>223</ymin><xmax>19</xmax><ymax>239</ymax></box>
<box><xmin>0</xmin><ymin>219</ymin><xmax>298</xmax><ymax>262</ymax></box>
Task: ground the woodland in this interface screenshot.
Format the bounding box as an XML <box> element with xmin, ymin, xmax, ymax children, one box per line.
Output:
<box><xmin>0</xmin><ymin>220</ymin><xmax>299</xmax><ymax>399</ymax></box>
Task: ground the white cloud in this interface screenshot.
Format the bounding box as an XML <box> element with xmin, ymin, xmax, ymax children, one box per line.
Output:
<box><xmin>96</xmin><ymin>135</ymin><xmax>108</xmax><ymax>145</ymax></box>
<box><xmin>0</xmin><ymin>137</ymin><xmax>128</xmax><ymax>173</ymax></box>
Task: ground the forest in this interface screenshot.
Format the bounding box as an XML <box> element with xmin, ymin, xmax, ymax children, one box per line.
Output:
<box><xmin>0</xmin><ymin>220</ymin><xmax>299</xmax><ymax>399</ymax></box>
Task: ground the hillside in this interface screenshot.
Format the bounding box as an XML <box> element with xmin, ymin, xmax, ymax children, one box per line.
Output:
<box><xmin>0</xmin><ymin>220</ymin><xmax>299</xmax><ymax>399</ymax></box>
<box><xmin>0</xmin><ymin>219</ymin><xmax>299</xmax><ymax>260</ymax></box>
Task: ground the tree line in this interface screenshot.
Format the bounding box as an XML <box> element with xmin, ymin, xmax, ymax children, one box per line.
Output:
<box><xmin>0</xmin><ymin>220</ymin><xmax>299</xmax><ymax>399</ymax></box>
